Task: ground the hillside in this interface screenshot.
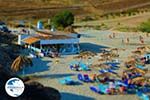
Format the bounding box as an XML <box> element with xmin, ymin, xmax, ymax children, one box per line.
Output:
<box><xmin>0</xmin><ymin>0</ymin><xmax>150</xmax><ymax>21</ymax></box>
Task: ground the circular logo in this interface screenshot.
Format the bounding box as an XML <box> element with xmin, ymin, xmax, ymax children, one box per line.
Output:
<box><xmin>5</xmin><ymin>77</ymin><xmax>25</xmax><ymax>97</ymax></box>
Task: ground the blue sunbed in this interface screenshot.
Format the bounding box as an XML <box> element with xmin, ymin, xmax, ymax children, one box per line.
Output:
<box><xmin>59</xmin><ymin>77</ymin><xmax>75</xmax><ymax>85</ymax></box>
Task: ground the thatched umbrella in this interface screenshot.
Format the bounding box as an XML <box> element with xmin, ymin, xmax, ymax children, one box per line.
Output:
<box><xmin>110</xmin><ymin>48</ymin><xmax>119</xmax><ymax>54</ymax></box>
<box><xmin>100</xmin><ymin>53</ymin><xmax>112</xmax><ymax>62</ymax></box>
<box><xmin>79</xmin><ymin>51</ymin><xmax>97</xmax><ymax>58</ymax></box>
<box><xmin>74</xmin><ymin>51</ymin><xmax>96</xmax><ymax>59</ymax></box>
<box><xmin>124</xmin><ymin>60</ymin><xmax>136</xmax><ymax>67</ymax></box>
<box><xmin>92</xmin><ymin>64</ymin><xmax>111</xmax><ymax>70</ymax></box>
<box><xmin>97</xmin><ymin>72</ymin><xmax>120</xmax><ymax>79</ymax></box>
<box><xmin>132</xmin><ymin>77</ymin><xmax>146</xmax><ymax>83</ymax></box>
<box><xmin>132</xmin><ymin>50</ymin><xmax>142</xmax><ymax>55</ymax></box>
<box><xmin>11</xmin><ymin>55</ymin><xmax>33</xmax><ymax>74</ymax></box>
<box><xmin>128</xmin><ymin>67</ymin><xmax>146</xmax><ymax>76</ymax></box>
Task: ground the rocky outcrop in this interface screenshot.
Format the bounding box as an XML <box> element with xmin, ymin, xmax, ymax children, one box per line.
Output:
<box><xmin>0</xmin><ymin>32</ymin><xmax>61</xmax><ymax>100</ymax></box>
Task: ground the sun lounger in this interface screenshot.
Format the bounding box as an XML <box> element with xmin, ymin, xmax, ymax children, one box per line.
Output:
<box><xmin>77</xmin><ymin>74</ymin><xmax>93</xmax><ymax>82</ymax></box>
<box><xmin>90</xmin><ymin>85</ymin><xmax>109</xmax><ymax>94</ymax></box>
<box><xmin>115</xmin><ymin>81</ymin><xmax>127</xmax><ymax>87</ymax></box>
<box><xmin>142</xmin><ymin>94</ymin><xmax>150</xmax><ymax>100</ymax></box>
<box><xmin>59</xmin><ymin>77</ymin><xmax>75</xmax><ymax>85</ymax></box>
<box><xmin>79</xmin><ymin>63</ymin><xmax>91</xmax><ymax>71</ymax></box>
<box><xmin>105</xmin><ymin>62</ymin><xmax>120</xmax><ymax>66</ymax></box>
<box><xmin>136</xmin><ymin>65</ymin><xmax>146</xmax><ymax>70</ymax></box>
<box><xmin>99</xmin><ymin>69</ymin><xmax>108</xmax><ymax>73</ymax></box>
<box><xmin>69</xmin><ymin>65</ymin><xmax>79</xmax><ymax>71</ymax></box>
<box><xmin>98</xmin><ymin>84</ymin><xmax>109</xmax><ymax>94</ymax></box>
<box><xmin>83</xmin><ymin>74</ymin><xmax>93</xmax><ymax>82</ymax></box>
<box><xmin>90</xmin><ymin>86</ymin><xmax>101</xmax><ymax>94</ymax></box>
<box><xmin>139</xmin><ymin>87</ymin><xmax>150</xmax><ymax>93</ymax></box>
<box><xmin>107</xmin><ymin>69</ymin><xmax>117</xmax><ymax>74</ymax></box>
<box><xmin>136</xmin><ymin>91</ymin><xmax>150</xmax><ymax>100</ymax></box>
<box><xmin>77</xmin><ymin>74</ymin><xmax>84</xmax><ymax>81</ymax></box>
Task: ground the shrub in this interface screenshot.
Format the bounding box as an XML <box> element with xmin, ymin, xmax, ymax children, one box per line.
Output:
<box><xmin>82</xmin><ymin>16</ymin><xmax>94</xmax><ymax>21</ymax></box>
<box><xmin>139</xmin><ymin>20</ymin><xmax>150</xmax><ymax>33</ymax></box>
<box><xmin>52</xmin><ymin>10</ymin><xmax>74</xmax><ymax>29</ymax></box>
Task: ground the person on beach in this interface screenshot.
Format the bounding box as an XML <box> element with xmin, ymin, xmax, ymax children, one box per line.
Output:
<box><xmin>122</xmin><ymin>38</ymin><xmax>124</xmax><ymax>44</ymax></box>
<box><xmin>146</xmin><ymin>33</ymin><xmax>149</xmax><ymax>37</ymax></box>
<box><xmin>139</xmin><ymin>35</ymin><xmax>144</xmax><ymax>44</ymax></box>
<box><xmin>113</xmin><ymin>32</ymin><xmax>116</xmax><ymax>38</ymax></box>
<box><xmin>126</xmin><ymin>38</ymin><xmax>129</xmax><ymax>44</ymax></box>
<box><xmin>109</xmin><ymin>34</ymin><xmax>112</xmax><ymax>39</ymax></box>
<box><xmin>139</xmin><ymin>35</ymin><xmax>143</xmax><ymax>40</ymax></box>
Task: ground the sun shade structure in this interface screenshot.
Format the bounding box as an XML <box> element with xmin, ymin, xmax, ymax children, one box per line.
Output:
<box><xmin>18</xmin><ymin>29</ymin><xmax>80</xmax><ymax>55</ymax></box>
<box><xmin>22</xmin><ymin>37</ymin><xmax>40</xmax><ymax>45</ymax></box>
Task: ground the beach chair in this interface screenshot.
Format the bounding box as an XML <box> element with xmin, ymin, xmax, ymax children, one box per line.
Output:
<box><xmin>99</xmin><ymin>69</ymin><xmax>108</xmax><ymax>73</ymax></box>
<box><xmin>115</xmin><ymin>81</ymin><xmax>127</xmax><ymax>87</ymax></box>
<box><xmin>104</xmin><ymin>63</ymin><xmax>119</xmax><ymax>70</ymax></box>
<box><xmin>59</xmin><ymin>77</ymin><xmax>75</xmax><ymax>85</ymax></box>
<box><xmin>77</xmin><ymin>74</ymin><xmax>93</xmax><ymax>82</ymax></box>
<box><xmin>136</xmin><ymin>65</ymin><xmax>146</xmax><ymax>70</ymax></box>
<box><xmin>136</xmin><ymin>91</ymin><xmax>150</xmax><ymax>100</ymax></box>
<box><xmin>107</xmin><ymin>69</ymin><xmax>117</xmax><ymax>74</ymax></box>
<box><xmin>79</xmin><ymin>63</ymin><xmax>91</xmax><ymax>71</ymax></box>
<box><xmin>70</xmin><ymin>65</ymin><xmax>73</xmax><ymax>69</ymax></box>
<box><xmin>98</xmin><ymin>84</ymin><xmax>109</xmax><ymax>94</ymax></box>
<box><xmin>69</xmin><ymin>65</ymin><xmax>78</xmax><ymax>71</ymax></box>
<box><xmin>142</xmin><ymin>94</ymin><xmax>150</xmax><ymax>100</ymax></box>
<box><xmin>83</xmin><ymin>74</ymin><xmax>93</xmax><ymax>82</ymax></box>
<box><xmin>90</xmin><ymin>86</ymin><xmax>101</xmax><ymax>94</ymax></box>
<box><xmin>105</xmin><ymin>62</ymin><xmax>119</xmax><ymax>66</ymax></box>
<box><xmin>77</xmin><ymin>74</ymin><xmax>84</xmax><ymax>81</ymax></box>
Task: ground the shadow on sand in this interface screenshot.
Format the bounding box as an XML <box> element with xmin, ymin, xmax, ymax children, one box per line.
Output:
<box><xmin>80</xmin><ymin>43</ymin><xmax>108</xmax><ymax>53</ymax></box>
<box><xmin>80</xmin><ymin>34</ymin><xmax>95</xmax><ymax>38</ymax></box>
<box><xmin>61</xmin><ymin>92</ymin><xmax>95</xmax><ymax>100</ymax></box>
<box><xmin>18</xmin><ymin>58</ymin><xmax>50</xmax><ymax>75</ymax></box>
<box><xmin>127</xmin><ymin>43</ymin><xmax>147</xmax><ymax>46</ymax></box>
<box><xmin>32</xmin><ymin>73</ymin><xmax>75</xmax><ymax>79</ymax></box>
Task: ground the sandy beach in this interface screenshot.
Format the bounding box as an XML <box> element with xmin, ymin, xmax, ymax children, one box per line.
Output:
<box><xmin>21</xmin><ymin>29</ymin><xmax>150</xmax><ymax>100</ymax></box>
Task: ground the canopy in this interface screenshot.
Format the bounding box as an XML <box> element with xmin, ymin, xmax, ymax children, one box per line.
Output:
<box><xmin>22</xmin><ymin>37</ymin><xmax>40</xmax><ymax>45</ymax></box>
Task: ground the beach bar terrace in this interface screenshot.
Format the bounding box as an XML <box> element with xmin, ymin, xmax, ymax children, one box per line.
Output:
<box><xmin>18</xmin><ymin>30</ymin><xmax>80</xmax><ymax>56</ymax></box>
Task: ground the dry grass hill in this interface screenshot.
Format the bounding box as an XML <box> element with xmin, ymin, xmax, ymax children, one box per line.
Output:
<box><xmin>0</xmin><ymin>0</ymin><xmax>150</xmax><ymax>21</ymax></box>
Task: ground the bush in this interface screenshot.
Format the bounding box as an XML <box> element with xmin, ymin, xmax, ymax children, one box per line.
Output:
<box><xmin>139</xmin><ymin>20</ymin><xmax>150</xmax><ymax>33</ymax></box>
<box><xmin>82</xmin><ymin>16</ymin><xmax>94</xmax><ymax>21</ymax></box>
<box><xmin>52</xmin><ymin>10</ymin><xmax>74</xmax><ymax>29</ymax></box>
<box><xmin>44</xmin><ymin>23</ymin><xmax>51</xmax><ymax>29</ymax></box>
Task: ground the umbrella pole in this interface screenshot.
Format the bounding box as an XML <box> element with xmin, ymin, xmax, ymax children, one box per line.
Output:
<box><xmin>22</xmin><ymin>66</ymin><xmax>25</xmax><ymax>76</ymax></box>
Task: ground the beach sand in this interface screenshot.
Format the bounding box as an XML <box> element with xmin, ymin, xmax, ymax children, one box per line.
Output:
<box><xmin>22</xmin><ymin>29</ymin><xmax>150</xmax><ymax>100</ymax></box>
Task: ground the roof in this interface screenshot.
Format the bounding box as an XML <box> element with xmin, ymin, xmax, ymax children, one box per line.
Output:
<box><xmin>35</xmin><ymin>34</ymin><xmax>73</xmax><ymax>40</ymax></box>
<box><xmin>36</xmin><ymin>29</ymin><xmax>78</xmax><ymax>35</ymax></box>
<box><xmin>22</xmin><ymin>37</ymin><xmax>40</xmax><ymax>44</ymax></box>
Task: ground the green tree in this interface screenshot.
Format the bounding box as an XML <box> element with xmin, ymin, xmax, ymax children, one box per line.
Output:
<box><xmin>52</xmin><ymin>10</ymin><xmax>74</xmax><ymax>29</ymax></box>
<box><xmin>139</xmin><ymin>20</ymin><xmax>150</xmax><ymax>33</ymax></box>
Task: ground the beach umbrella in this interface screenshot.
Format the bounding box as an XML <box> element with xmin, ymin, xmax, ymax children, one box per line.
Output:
<box><xmin>128</xmin><ymin>67</ymin><xmax>146</xmax><ymax>75</ymax></box>
<box><xmin>132</xmin><ymin>50</ymin><xmax>142</xmax><ymax>55</ymax></box>
<box><xmin>11</xmin><ymin>55</ymin><xmax>33</xmax><ymax>74</ymax></box>
<box><xmin>97</xmin><ymin>72</ymin><xmax>120</xmax><ymax>79</ymax></box>
<box><xmin>125</xmin><ymin>60</ymin><xmax>136</xmax><ymax>67</ymax></box>
<box><xmin>132</xmin><ymin>77</ymin><xmax>146</xmax><ymax>83</ymax></box>
<box><xmin>74</xmin><ymin>51</ymin><xmax>96</xmax><ymax>65</ymax></box>
<box><xmin>110</xmin><ymin>48</ymin><xmax>119</xmax><ymax>53</ymax></box>
<box><xmin>100</xmin><ymin>53</ymin><xmax>112</xmax><ymax>62</ymax></box>
<box><xmin>92</xmin><ymin>64</ymin><xmax>111</xmax><ymax>70</ymax></box>
<box><xmin>79</xmin><ymin>51</ymin><xmax>97</xmax><ymax>58</ymax></box>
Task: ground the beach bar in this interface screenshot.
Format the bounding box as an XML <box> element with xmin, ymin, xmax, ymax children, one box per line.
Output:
<box><xmin>18</xmin><ymin>30</ymin><xmax>80</xmax><ymax>56</ymax></box>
